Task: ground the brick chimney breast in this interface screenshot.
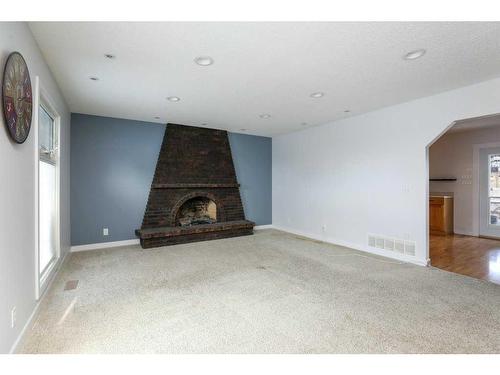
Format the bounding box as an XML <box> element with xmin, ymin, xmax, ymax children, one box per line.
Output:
<box><xmin>136</xmin><ymin>124</ymin><xmax>254</xmax><ymax>248</ymax></box>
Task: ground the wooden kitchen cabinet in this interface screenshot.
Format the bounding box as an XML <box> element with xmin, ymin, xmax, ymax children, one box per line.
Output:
<box><xmin>429</xmin><ymin>196</ymin><xmax>454</xmax><ymax>235</ymax></box>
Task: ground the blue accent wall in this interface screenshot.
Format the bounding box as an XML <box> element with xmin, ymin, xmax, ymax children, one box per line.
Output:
<box><xmin>70</xmin><ymin>114</ymin><xmax>165</xmax><ymax>245</ymax></box>
<box><xmin>71</xmin><ymin>114</ymin><xmax>272</xmax><ymax>245</ymax></box>
<box><xmin>228</xmin><ymin>132</ymin><xmax>272</xmax><ymax>227</ymax></box>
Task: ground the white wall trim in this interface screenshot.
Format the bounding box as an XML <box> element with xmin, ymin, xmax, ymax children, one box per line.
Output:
<box><xmin>70</xmin><ymin>229</ymin><xmax>277</xmax><ymax>252</ymax></box>
<box><xmin>273</xmin><ymin>225</ymin><xmax>429</xmax><ymax>267</ymax></box>
<box><xmin>453</xmin><ymin>229</ymin><xmax>477</xmax><ymax>237</ymax></box>
<box><xmin>33</xmin><ymin>76</ymin><xmax>40</xmax><ymax>300</ymax></box>
<box><xmin>70</xmin><ymin>230</ymin><xmax>276</xmax><ymax>251</ymax></box>
<box><xmin>71</xmin><ymin>239</ymin><xmax>140</xmax><ymax>252</ymax></box>
<box><xmin>254</xmin><ymin>224</ymin><xmax>274</xmax><ymax>230</ymax></box>
<box><xmin>37</xmin><ymin>82</ymin><xmax>63</xmax><ymax>300</ymax></box>
<box><xmin>9</xmin><ymin>249</ymin><xmax>70</xmax><ymax>354</ymax></box>
<box><xmin>425</xmin><ymin>120</ymin><xmax>458</xmax><ymax>261</ymax></box>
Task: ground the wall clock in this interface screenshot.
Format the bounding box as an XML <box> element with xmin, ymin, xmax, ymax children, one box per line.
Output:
<box><xmin>2</xmin><ymin>52</ymin><xmax>33</xmax><ymax>144</ymax></box>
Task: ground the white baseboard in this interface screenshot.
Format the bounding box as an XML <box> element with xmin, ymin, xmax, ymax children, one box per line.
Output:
<box><xmin>70</xmin><ymin>227</ymin><xmax>275</xmax><ymax>252</ymax></box>
<box><xmin>272</xmin><ymin>225</ymin><xmax>428</xmax><ymax>267</ymax></box>
<box><xmin>254</xmin><ymin>224</ymin><xmax>274</xmax><ymax>230</ymax></box>
<box><xmin>9</xmin><ymin>248</ymin><xmax>70</xmax><ymax>354</ymax></box>
<box><xmin>71</xmin><ymin>239</ymin><xmax>140</xmax><ymax>252</ymax></box>
<box><xmin>453</xmin><ymin>230</ymin><xmax>477</xmax><ymax>237</ymax></box>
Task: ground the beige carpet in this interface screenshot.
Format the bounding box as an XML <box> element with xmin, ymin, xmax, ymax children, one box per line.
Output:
<box><xmin>19</xmin><ymin>230</ymin><xmax>500</xmax><ymax>354</ymax></box>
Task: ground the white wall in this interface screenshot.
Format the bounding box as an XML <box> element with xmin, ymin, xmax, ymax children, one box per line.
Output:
<box><xmin>0</xmin><ymin>22</ymin><xmax>70</xmax><ymax>353</ymax></box>
<box><xmin>273</xmin><ymin>77</ymin><xmax>500</xmax><ymax>265</ymax></box>
<box><xmin>429</xmin><ymin>125</ymin><xmax>500</xmax><ymax>236</ymax></box>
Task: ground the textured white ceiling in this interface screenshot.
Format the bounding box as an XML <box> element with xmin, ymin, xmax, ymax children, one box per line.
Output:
<box><xmin>29</xmin><ymin>22</ymin><xmax>500</xmax><ymax>136</ymax></box>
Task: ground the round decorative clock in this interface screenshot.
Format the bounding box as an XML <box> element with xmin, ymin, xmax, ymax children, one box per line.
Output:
<box><xmin>2</xmin><ymin>52</ymin><xmax>33</xmax><ymax>144</ymax></box>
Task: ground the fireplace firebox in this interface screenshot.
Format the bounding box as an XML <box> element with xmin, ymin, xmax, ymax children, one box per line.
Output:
<box><xmin>176</xmin><ymin>197</ymin><xmax>217</xmax><ymax>226</ymax></box>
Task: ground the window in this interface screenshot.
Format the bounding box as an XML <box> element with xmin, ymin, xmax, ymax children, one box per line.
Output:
<box><xmin>38</xmin><ymin>100</ymin><xmax>60</xmax><ymax>290</ymax></box>
<box><xmin>488</xmin><ymin>154</ymin><xmax>500</xmax><ymax>225</ymax></box>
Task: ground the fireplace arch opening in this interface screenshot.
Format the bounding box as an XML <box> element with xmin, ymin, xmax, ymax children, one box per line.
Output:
<box><xmin>175</xmin><ymin>196</ymin><xmax>217</xmax><ymax>226</ymax></box>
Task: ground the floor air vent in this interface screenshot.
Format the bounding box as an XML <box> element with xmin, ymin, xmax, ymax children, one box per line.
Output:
<box><xmin>368</xmin><ymin>234</ymin><xmax>416</xmax><ymax>257</ymax></box>
<box><xmin>368</xmin><ymin>235</ymin><xmax>376</xmax><ymax>247</ymax></box>
<box><xmin>404</xmin><ymin>241</ymin><xmax>416</xmax><ymax>256</ymax></box>
<box><xmin>394</xmin><ymin>240</ymin><xmax>405</xmax><ymax>253</ymax></box>
<box><xmin>384</xmin><ymin>238</ymin><xmax>395</xmax><ymax>251</ymax></box>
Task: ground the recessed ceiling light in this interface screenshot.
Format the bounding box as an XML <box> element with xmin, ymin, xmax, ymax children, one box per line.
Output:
<box><xmin>301</xmin><ymin>122</ymin><xmax>308</xmax><ymax>126</ymax></box>
<box><xmin>154</xmin><ymin>116</ymin><xmax>160</xmax><ymax>120</ymax></box>
<box><xmin>104</xmin><ymin>54</ymin><xmax>116</xmax><ymax>59</ymax></box>
<box><xmin>310</xmin><ymin>92</ymin><xmax>325</xmax><ymax>98</ymax></box>
<box><xmin>194</xmin><ymin>56</ymin><xmax>214</xmax><ymax>66</ymax></box>
<box><xmin>344</xmin><ymin>110</ymin><xmax>351</xmax><ymax>113</ymax></box>
<box><xmin>403</xmin><ymin>49</ymin><xmax>426</xmax><ymax>60</ymax></box>
<box><xmin>201</xmin><ymin>123</ymin><xmax>208</xmax><ymax>126</ymax></box>
<box><xmin>240</xmin><ymin>128</ymin><xmax>247</xmax><ymax>131</ymax></box>
<box><xmin>167</xmin><ymin>96</ymin><xmax>180</xmax><ymax>102</ymax></box>
<box><xmin>259</xmin><ymin>114</ymin><xmax>271</xmax><ymax>119</ymax></box>
<box><xmin>89</xmin><ymin>77</ymin><xmax>99</xmax><ymax>81</ymax></box>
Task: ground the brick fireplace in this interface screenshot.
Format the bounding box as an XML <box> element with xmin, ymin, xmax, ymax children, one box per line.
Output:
<box><xmin>135</xmin><ymin>124</ymin><xmax>254</xmax><ymax>248</ymax></box>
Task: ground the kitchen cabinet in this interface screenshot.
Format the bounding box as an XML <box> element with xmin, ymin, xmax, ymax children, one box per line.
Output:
<box><xmin>429</xmin><ymin>196</ymin><xmax>454</xmax><ymax>235</ymax></box>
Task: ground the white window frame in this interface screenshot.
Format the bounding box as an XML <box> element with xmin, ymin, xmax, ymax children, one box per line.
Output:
<box><xmin>34</xmin><ymin>77</ymin><xmax>62</xmax><ymax>299</ymax></box>
<box><xmin>487</xmin><ymin>153</ymin><xmax>500</xmax><ymax>227</ymax></box>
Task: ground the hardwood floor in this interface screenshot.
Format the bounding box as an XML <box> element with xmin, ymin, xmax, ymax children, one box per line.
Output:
<box><xmin>430</xmin><ymin>234</ymin><xmax>500</xmax><ymax>285</ymax></box>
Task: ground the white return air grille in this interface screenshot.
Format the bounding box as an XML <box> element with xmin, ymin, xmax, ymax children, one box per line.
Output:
<box><xmin>368</xmin><ymin>234</ymin><xmax>416</xmax><ymax>257</ymax></box>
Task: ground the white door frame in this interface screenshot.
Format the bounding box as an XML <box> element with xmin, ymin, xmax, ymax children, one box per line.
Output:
<box><xmin>472</xmin><ymin>141</ymin><xmax>500</xmax><ymax>237</ymax></box>
<box><xmin>34</xmin><ymin>77</ymin><xmax>62</xmax><ymax>300</ymax></box>
<box><xmin>425</xmin><ymin>120</ymin><xmax>457</xmax><ymax>263</ymax></box>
